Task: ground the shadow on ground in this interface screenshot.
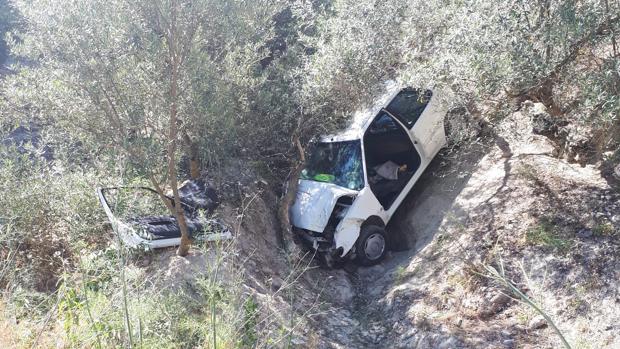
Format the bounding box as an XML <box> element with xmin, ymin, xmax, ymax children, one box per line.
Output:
<box><xmin>386</xmin><ymin>140</ymin><xmax>491</xmax><ymax>263</ymax></box>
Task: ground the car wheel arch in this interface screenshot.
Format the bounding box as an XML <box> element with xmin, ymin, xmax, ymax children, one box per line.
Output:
<box><xmin>361</xmin><ymin>215</ymin><xmax>386</xmax><ymax>229</ymax></box>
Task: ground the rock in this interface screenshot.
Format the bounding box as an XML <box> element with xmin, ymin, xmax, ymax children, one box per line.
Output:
<box><xmin>614</xmin><ymin>164</ymin><xmax>620</xmax><ymax>179</ymax></box>
<box><xmin>577</xmin><ymin>228</ymin><xmax>593</xmax><ymax>238</ymax></box>
<box><xmin>490</xmin><ymin>293</ymin><xmax>511</xmax><ymax>307</ymax></box>
<box><xmin>502</xmin><ymin>339</ymin><xmax>516</xmax><ymax>348</ymax></box>
<box><xmin>479</xmin><ymin>292</ymin><xmax>511</xmax><ymax>317</ymax></box>
<box><xmin>525</xmin><ymin>102</ymin><xmax>566</xmax><ymax>138</ymax></box>
<box><xmin>364</xmin><ymin>264</ymin><xmax>385</xmax><ymax>276</ymax></box>
<box><xmin>528</xmin><ymin>315</ymin><xmax>548</xmax><ymax>330</ymax></box>
<box><xmin>290</xmin><ymin>337</ymin><xmax>306</xmax><ymax>345</ymax></box>
<box><xmin>437</xmin><ymin>336</ymin><xmax>459</xmax><ymax>349</ymax></box>
<box><xmin>270</xmin><ymin>277</ymin><xmax>283</xmax><ymax>291</ymax></box>
<box><xmin>327</xmin><ymin>274</ymin><xmax>355</xmax><ymax>304</ymax></box>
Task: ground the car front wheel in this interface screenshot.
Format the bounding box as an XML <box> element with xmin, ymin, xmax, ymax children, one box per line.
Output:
<box><xmin>355</xmin><ymin>225</ymin><xmax>387</xmax><ymax>266</ymax></box>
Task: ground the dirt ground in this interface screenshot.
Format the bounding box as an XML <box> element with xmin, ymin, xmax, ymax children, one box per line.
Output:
<box><xmin>146</xmin><ymin>104</ymin><xmax>618</xmax><ymax>349</ymax></box>
<box><xmin>291</xmin><ymin>105</ymin><xmax>619</xmax><ymax>349</ymax></box>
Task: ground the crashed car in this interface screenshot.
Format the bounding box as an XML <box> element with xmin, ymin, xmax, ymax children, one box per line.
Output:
<box><xmin>97</xmin><ymin>179</ymin><xmax>231</xmax><ymax>249</ymax></box>
<box><xmin>290</xmin><ymin>83</ymin><xmax>449</xmax><ymax>266</ymax></box>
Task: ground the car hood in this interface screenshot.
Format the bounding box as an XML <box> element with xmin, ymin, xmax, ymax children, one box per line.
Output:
<box><xmin>290</xmin><ymin>179</ymin><xmax>358</xmax><ymax>233</ymax></box>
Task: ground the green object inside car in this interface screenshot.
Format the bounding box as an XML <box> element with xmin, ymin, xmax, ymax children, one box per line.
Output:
<box><xmin>313</xmin><ymin>173</ymin><xmax>335</xmax><ymax>183</ymax></box>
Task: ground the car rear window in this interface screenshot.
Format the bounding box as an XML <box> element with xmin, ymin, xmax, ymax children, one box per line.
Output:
<box><xmin>385</xmin><ymin>89</ymin><xmax>432</xmax><ymax>128</ymax></box>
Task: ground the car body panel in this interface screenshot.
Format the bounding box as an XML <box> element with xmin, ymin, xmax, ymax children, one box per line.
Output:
<box><xmin>289</xmin><ymin>180</ymin><xmax>358</xmax><ymax>233</ymax></box>
<box><xmin>96</xmin><ymin>186</ymin><xmax>232</xmax><ymax>249</ymax></box>
<box><xmin>409</xmin><ymin>89</ymin><xmax>448</xmax><ymax>158</ymax></box>
<box><xmin>333</xmin><ymin>186</ymin><xmax>386</xmax><ymax>257</ymax></box>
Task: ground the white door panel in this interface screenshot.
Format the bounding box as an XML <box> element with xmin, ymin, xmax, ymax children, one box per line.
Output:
<box><xmin>410</xmin><ymin>92</ymin><xmax>447</xmax><ymax>158</ymax></box>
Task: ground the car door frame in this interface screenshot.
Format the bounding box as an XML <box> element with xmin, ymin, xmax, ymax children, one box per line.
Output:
<box><xmin>362</xmin><ymin>110</ymin><xmax>426</xmax><ymax>215</ymax></box>
<box><xmin>385</xmin><ymin>88</ymin><xmax>447</xmax><ymax>160</ymax></box>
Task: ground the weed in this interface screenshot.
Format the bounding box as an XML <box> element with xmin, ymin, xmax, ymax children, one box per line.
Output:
<box><xmin>436</xmin><ymin>233</ymin><xmax>452</xmax><ymax>246</ymax></box>
<box><xmin>592</xmin><ymin>222</ymin><xmax>615</xmax><ymax>236</ymax></box>
<box><xmin>482</xmin><ymin>258</ymin><xmax>573</xmax><ymax>349</ymax></box>
<box><xmin>242</xmin><ymin>297</ymin><xmax>259</xmax><ymax>347</ymax></box>
<box><xmin>567</xmin><ymin>296</ymin><xmax>587</xmax><ymax>315</ymax></box>
<box><xmin>525</xmin><ymin>218</ymin><xmax>571</xmax><ymax>252</ymax></box>
<box><xmin>515</xmin><ymin>163</ymin><xmax>539</xmax><ymax>182</ymax></box>
<box><xmin>452</xmin><ymin>264</ymin><xmax>486</xmax><ymax>292</ymax></box>
<box><xmin>393</xmin><ymin>266</ymin><xmax>408</xmax><ymax>284</ymax></box>
<box><xmin>415</xmin><ymin>312</ymin><xmax>433</xmax><ymax>331</ymax></box>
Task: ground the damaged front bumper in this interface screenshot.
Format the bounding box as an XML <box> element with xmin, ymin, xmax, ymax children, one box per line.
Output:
<box><xmin>292</xmin><ymin>226</ymin><xmax>332</xmax><ymax>252</ymax></box>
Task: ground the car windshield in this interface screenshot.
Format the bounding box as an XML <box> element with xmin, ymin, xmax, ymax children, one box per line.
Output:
<box><xmin>300</xmin><ymin>140</ymin><xmax>364</xmax><ymax>191</ymax></box>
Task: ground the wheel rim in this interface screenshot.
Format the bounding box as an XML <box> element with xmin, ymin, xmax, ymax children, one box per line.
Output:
<box><xmin>364</xmin><ymin>233</ymin><xmax>385</xmax><ymax>261</ymax></box>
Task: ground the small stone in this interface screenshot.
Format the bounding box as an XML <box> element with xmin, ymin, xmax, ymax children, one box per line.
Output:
<box><xmin>290</xmin><ymin>337</ymin><xmax>306</xmax><ymax>345</ymax></box>
<box><xmin>492</xmin><ymin>293</ymin><xmax>511</xmax><ymax>308</ymax></box>
<box><xmin>437</xmin><ymin>336</ymin><xmax>459</xmax><ymax>349</ymax></box>
<box><xmin>577</xmin><ymin>228</ymin><xmax>593</xmax><ymax>238</ymax></box>
<box><xmin>529</xmin><ymin>315</ymin><xmax>548</xmax><ymax>330</ymax></box>
<box><xmin>270</xmin><ymin>277</ymin><xmax>283</xmax><ymax>291</ymax></box>
<box><xmin>503</xmin><ymin>339</ymin><xmax>515</xmax><ymax>348</ymax></box>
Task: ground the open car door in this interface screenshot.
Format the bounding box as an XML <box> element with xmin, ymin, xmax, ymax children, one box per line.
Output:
<box><xmin>96</xmin><ymin>180</ymin><xmax>232</xmax><ymax>249</ymax></box>
<box><xmin>384</xmin><ymin>88</ymin><xmax>448</xmax><ymax>159</ymax></box>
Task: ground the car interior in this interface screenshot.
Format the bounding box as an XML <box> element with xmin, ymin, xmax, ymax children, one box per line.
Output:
<box><xmin>364</xmin><ymin>111</ymin><xmax>421</xmax><ymax>208</ymax></box>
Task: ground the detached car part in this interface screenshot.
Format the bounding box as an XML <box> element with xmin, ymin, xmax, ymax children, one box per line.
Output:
<box><xmin>97</xmin><ymin>180</ymin><xmax>232</xmax><ymax>249</ymax></box>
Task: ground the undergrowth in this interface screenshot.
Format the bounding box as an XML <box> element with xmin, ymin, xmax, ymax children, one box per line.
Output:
<box><xmin>0</xmin><ymin>146</ymin><xmax>311</xmax><ymax>348</ymax></box>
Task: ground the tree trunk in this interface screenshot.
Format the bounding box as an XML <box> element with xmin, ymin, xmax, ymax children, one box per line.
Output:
<box><xmin>603</xmin><ymin>0</ymin><xmax>618</xmax><ymax>57</ymax></box>
<box><xmin>167</xmin><ymin>0</ymin><xmax>191</xmax><ymax>257</ymax></box>
<box><xmin>511</xmin><ymin>14</ymin><xmax>620</xmax><ymax>112</ymax></box>
<box><xmin>183</xmin><ymin>132</ymin><xmax>201</xmax><ymax>179</ymax></box>
<box><xmin>277</xmin><ymin>135</ymin><xmax>305</xmax><ymax>249</ymax></box>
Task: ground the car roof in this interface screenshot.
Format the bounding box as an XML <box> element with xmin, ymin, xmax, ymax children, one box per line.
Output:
<box><xmin>319</xmin><ymin>81</ymin><xmax>403</xmax><ymax>143</ymax></box>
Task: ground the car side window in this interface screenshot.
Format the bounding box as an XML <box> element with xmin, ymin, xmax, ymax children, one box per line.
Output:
<box><xmin>385</xmin><ymin>88</ymin><xmax>432</xmax><ymax>129</ymax></box>
<box><xmin>367</xmin><ymin>112</ymin><xmax>400</xmax><ymax>135</ymax></box>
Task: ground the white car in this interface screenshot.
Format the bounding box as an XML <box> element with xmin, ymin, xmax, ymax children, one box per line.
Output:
<box><xmin>290</xmin><ymin>83</ymin><xmax>449</xmax><ymax>266</ymax></box>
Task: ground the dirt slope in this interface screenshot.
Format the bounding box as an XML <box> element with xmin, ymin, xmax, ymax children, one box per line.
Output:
<box><xmin>141</xmin><ymin>103</ymin><xmax>618</xmax><ymax>349</ymax></box>
<box><xmin>307</xmin><ymin>104</ymin><xmax>619</xmax><ymax>349</ymax></box>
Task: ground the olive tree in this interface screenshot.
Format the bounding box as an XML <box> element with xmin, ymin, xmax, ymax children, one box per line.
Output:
<box><xmin>4</xmin><ymin>0</ymin><xmax>283</xmax><ymax>255</ymax></box>
<box><xmin>299</xmin><ymin>0</ymin><xmax>619</xmax><ymax>137</ymax></box>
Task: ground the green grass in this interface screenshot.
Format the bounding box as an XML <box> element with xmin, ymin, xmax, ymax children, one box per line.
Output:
<box><xmin>394</xmin><ymin>266</ymin><xmax>407</xmax><ymax>284</ymax></box>
<box><xmin>525</xmin><ymin>219</ymin><xmax>571</xmax><ymax>252</ymax></box>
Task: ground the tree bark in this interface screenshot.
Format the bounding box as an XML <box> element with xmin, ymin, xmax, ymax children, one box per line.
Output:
<box><xmin>183</xmin><ymin>132</ymin><xmax>201</xmax><ymax>179</ymax></box>
<box><xmin>603</xmin><ymin>0</ymin><xmax>618</xmax><ymax>57</ymax></box>
<box><xmin>277</xmin><ymin>135</ymin><xmax>305</xmax><ymax>249</ymax></box>
<box><xmin>167</xmin><ymin>0</ymin><xmax>191</xmax><ymax>257</ymax></box>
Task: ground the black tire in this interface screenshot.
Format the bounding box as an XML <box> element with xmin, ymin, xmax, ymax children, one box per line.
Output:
<box><xmin>355</xmin><ymin>225</ymin><xmax>387</xmax><ymax>266</ymax></box>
